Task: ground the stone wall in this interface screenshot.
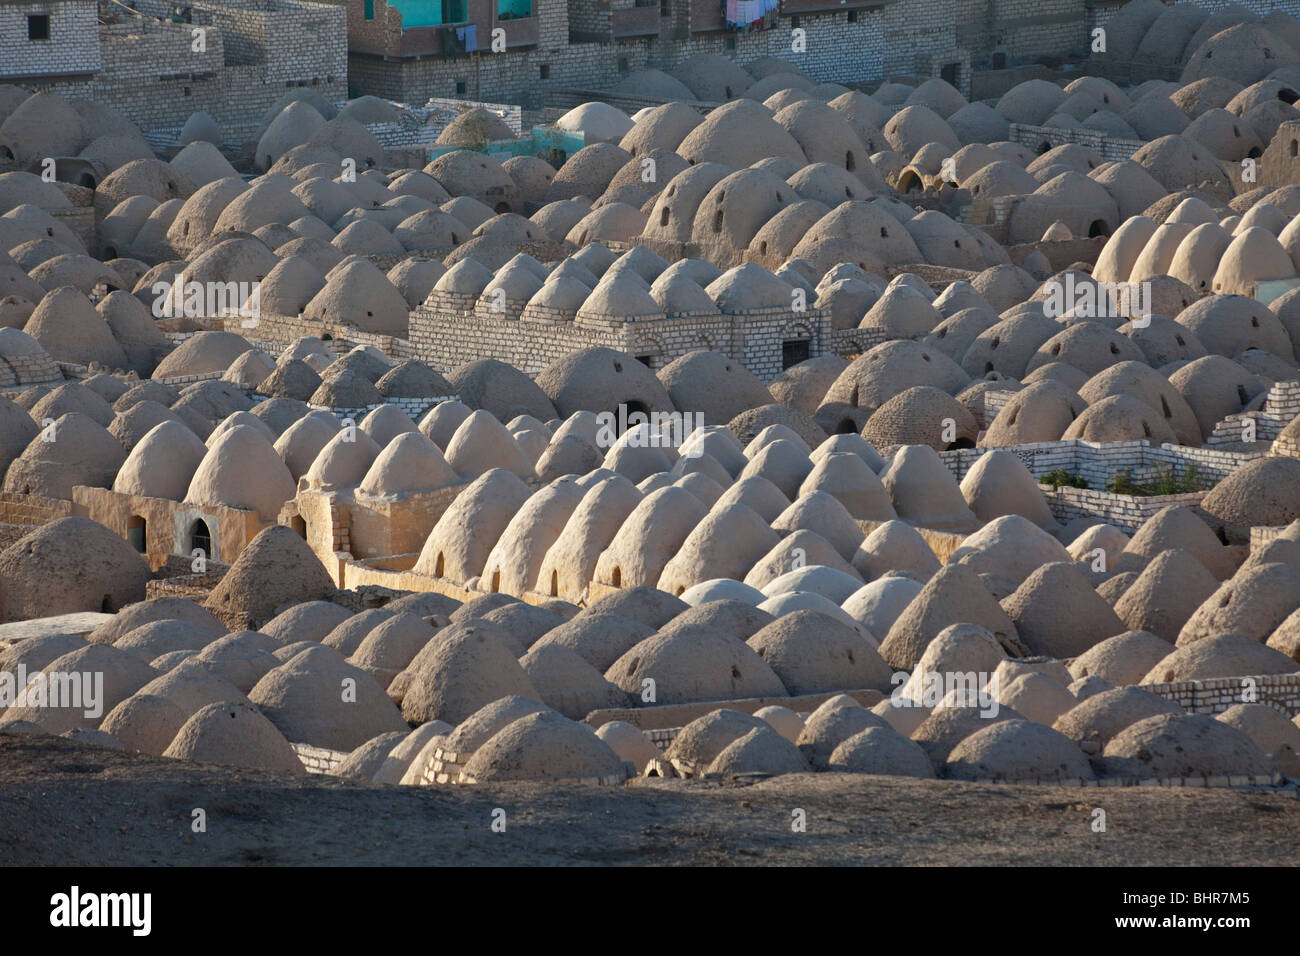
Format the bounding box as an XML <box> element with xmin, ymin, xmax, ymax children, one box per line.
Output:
<box><xmin>0</xmin><ymin>349</ymin><xmax>62</xmax><ymax>390</ymax></box>
<box><xmin>1008</xmin><ymin>121</ymin><xmax>1143</xmax><ymax>161</ymax></box>
<box><xmin>292</xmin><ymin>741</ymin><xmax>347</xmax><ymax>773</ymax></box>
<box><xmin>1146</xmin><ymin>674</ymin><xmax>1300</xmax><ymax>719</ymax></box>
<box><xmin>1039</xmin><ymin>484</ymin><xmax>1207</xmax><ymax>532</ymax></box>
<box><xmin>406</xmin><ymin>303</ymin><xmax>834</xmax><ymax>380</ymax></box>
<box><xmin>1210</xmin><ymin>381</ymin><xmax>1300</xmax><ymax>450</ymax></box>
<box><xmin>0</xmin><ymin>491</ymin><xmax>72</xmax><ymax>548</ymax></box>
<box><xmin>937</xmin><ymin>435</ymin><xmax>1267</xmax><ymax>531</ymax></box>
<box><xmin>940</xmin><ymin>431</ymin><xmax>1266</xmax><ymax>487</ymax></box>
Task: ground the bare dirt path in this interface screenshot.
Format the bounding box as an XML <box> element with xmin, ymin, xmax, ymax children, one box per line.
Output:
<box><xmin>1</xmin><ymin>738</ymin><xmax>1297</xmax><ymax>866</ymax></box>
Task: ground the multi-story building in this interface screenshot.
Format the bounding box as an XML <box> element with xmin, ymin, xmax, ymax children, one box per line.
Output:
<box><xmin>342</xmin><ymin>0</ymin><xmax>1003</xmax><ymax>106</ymax></box>
<box><xmin>0</xmin><ymin>0</ymin><xmax>348</xmax><ymax>140</ymax></box>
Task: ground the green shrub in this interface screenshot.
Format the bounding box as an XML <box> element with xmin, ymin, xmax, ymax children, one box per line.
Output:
<box><xmin>1040</xmin><ymin>468</ymin><xmax>1089</xmax><ymax>489</ymax></box>
<box><xmin>1106</xmin><ymin>463</ymin><xmax>1206</xmax><ymax>497</ymax></box>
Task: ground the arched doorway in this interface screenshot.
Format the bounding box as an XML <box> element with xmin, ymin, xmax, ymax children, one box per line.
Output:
<box><xmin>190</xmin><ymin>518</ymin><xmax>212</xmax><ymax>558</ymax></box>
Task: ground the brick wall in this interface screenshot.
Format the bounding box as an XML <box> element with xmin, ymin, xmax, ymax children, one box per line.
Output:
<box><xmin>406</xmin><ymin>301</ymin><xmax>833</xmax><ymax>380</ymax></box>
<box><xmin>0</xmin><ymin>0</ymin><xmax>101</xmax><ymax>81</ymax></box>
<box><xmin>28</xmin><ymin>1</ymin><xmax>346</xmax><ymax>142</ymax></box>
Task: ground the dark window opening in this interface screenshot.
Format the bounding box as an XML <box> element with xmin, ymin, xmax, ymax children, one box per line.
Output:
<box><xmin>620</xmin><ymin>400</ymin><xmax>651</xmax><ymax>431</ymax></box>
<box><xmin>539</xmin><ymin>63</ymin><xmax>550</xmax><ymax>79</ymax></box>
<box><xmin>1088</xmin><ymin>219</ymin><xmax>1109</xmax><ymax>237</ymax></box>
<box><xmin>435</xmin><ymin>552</ymin><xmax>445</xmax><ymax>576</ymax></box>
<box><xmin>491</xmin><ymin>571</ymin><xmax>500</xmax><ymax>592</ymax></box>
<box><xmin>944</xmin><ymin>437</ymin><xmax>975</xmax><ymax>450</ymax></box>
<box><xmin>1279</xmin><ymin>87</ymin><xmax>1299</xmax><ymax>105</ymax></box>
<box><xmin>725</xmin><ymin>36</ymin><xmax>736</xmax><ymax>50</ymax></box>
<box><xmin>550</xmin><ymin>570</ymin><xmax>559</xmax><ymax>596</ymax></box>
<box><xmin>940</xmin><ymin>62</ymin><xmax>959</xmax><ymax>86</ymax></box>
<box><xmin>364</xmin><ymin>0</ymin><xmax>375</xmax><ymax>18</ymax></box>
<box><xmin>845</xmin><ymin>150</ymin><xmax>855</xmax><ymax>171</ymax></box>
<box><xmin>611</xmin><ymin>567</ymin><xmax>622</xmax><ymax>586</ymax></box>
<box><xmin>455</xmin><ymin>80</ymin><xmax>467</xmax><ymax>95</ymax></box>
<box><xmin>635</xmin><ymin>355</ymin><xmax>653</xmax><ymax>367</ymax></box>
<box><xmin>992</xmin><ymin>52</ymin><xmax>1006</xmax><ymax>69</ymax></box>
<box><xmin>847</xmin><ymin>9</ymin><xmax>857</xmax><ymax>22</ymax></box>
<box><xmin>28</xmin><ymin>14</ymin><xmax>51</xmax><ymax>41</ymax></box>
<box><xmin>782</xmin><ymin>338</ymin><xmax>810</xmax><ymax>369</ymax></box>
<box><xmin>836</xmin><ymin>417</ymin><xmax>857</xmax><ymax>435</ymax></box>
<box><xmin>618</xmin><ymin>57</ymin><xmax>629</xmax><ymax>72</ymax></box>
<box><xmin>291</xmin><ymin>515</ymin><xmax>307</xmax><ymax>538</ymax></box>
<box><xmin>128</xmin><ymin>516</ymin><xmax>147</xmax><ymax>553</ymax></box>
<box><xmin>190</xmin><ymin>519</ymin><xmax>212</xmax><ymax>557</ymax></box>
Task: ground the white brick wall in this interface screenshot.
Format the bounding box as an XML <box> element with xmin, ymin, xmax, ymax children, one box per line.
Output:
<box><xmin>0</xmin><ymin>0</ymin><xmax>101</xmax><ymax>80</ymax></box>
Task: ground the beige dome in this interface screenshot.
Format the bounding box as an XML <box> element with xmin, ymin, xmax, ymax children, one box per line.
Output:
<box><xmin>878</xmin><ymin>563</ymin><xmax>1020</xmax><ymax>671</ymax></box>
<box><xmin>203</xmin><ymin>525</ymin><xmax>333</xmax><ymax>628</ymax></box>
<box><xmin>249</xmin><ymin>645</ymin><xmax>406</xmax><ymax>750</ymax></box>
<box><xmin>358</xmin><ymin>431</ymin><xmax>459</xmax><ymax>498</ymax></box>
<box><xmin>113</xmin><ymin>420</ymin><xmax>207</xmax><ymax>501</ymax></box>
<box><xmin>0</xmin><ymin>517</ymin><xmax>150</xmax><ymax>623</ymax></box>
<box><xmin>414</xmin><ymin>469</ymin><xmax>532</xmax><ymax>584</ymax></box>
<box><xmin>1002</xmin><ymin>562</ymin><xmax>1125</xmax><ymax>658</ymax></box>
<box><xmin>606</xmin><ymin>621</ymin><xmax>787</xmax><ymax>705</ymax></box>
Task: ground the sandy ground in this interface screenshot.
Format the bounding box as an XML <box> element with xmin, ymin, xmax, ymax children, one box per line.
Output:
<box><xmin>1</xmin><ymin>736</ymin><xmax>1298</xmax><ymax>866</ymax></box>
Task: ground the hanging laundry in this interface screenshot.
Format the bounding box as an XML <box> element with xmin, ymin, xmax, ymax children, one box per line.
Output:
<box><xmin>456</xmin><ymin>24</ymin><xmax>477</xmax><ymax>51</ymax></box>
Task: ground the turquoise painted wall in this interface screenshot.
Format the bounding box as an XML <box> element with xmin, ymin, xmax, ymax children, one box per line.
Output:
<box><xmin>390</xmin><ymin>0</ymin><xmax>445</xmax><ymax>27</ymax></box>
<box><xmin>497</xmin><ymin>0</ymin><xmax>532</xmax><ymax>18</ymax></box>
<box><xmin>392</xmin><ymin>0</ymin><xmax>529</xmax><ymax>26</ymax></box>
